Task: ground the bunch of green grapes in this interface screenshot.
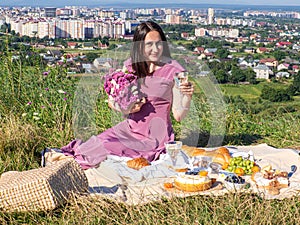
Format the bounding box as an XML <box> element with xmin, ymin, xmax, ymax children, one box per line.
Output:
<box><xmin>226</xmin><ymin>156</ymin><xmax>255</xmax><ymax>175</ymax></box>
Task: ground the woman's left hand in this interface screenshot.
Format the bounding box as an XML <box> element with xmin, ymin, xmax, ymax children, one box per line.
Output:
<box><xmin>179</xmin><ymin>82</ymin><xmax>194</xmax><ymax>98</ymax></box>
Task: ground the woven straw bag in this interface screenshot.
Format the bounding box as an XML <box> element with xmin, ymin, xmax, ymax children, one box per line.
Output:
<box><xmin>0</xmin><ymin>159</ymin><xmax>88</xmax><ymax>212</ymax></box>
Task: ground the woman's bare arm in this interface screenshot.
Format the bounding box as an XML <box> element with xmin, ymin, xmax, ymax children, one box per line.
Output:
<box><xmin>172</xmin><ymin>81</ymin><xmax>194</xmax><ymax>122</ymax></box>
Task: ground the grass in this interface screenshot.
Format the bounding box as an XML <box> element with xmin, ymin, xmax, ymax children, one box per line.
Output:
<box><xmin>221</xmin><ymin>80</ymin><xmax>292</xmax><ymax>101</ymax></box>
<box><xmin>0</xmin><ymin>51</ymin><xmax>300</xmax><ymax>224</ymax></box>
<box><xmin>2</xmin><ymin>193</ymin><xmax>300</xmax><ymax>224</ymax></box>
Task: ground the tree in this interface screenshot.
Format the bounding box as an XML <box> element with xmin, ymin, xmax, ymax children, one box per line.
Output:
<box><xmin>245</xmin><ymin>67</ymin><xmax>257</xmax><ymax>84</ymax></box>
<box><xmin>272</xmin><ymin>50</ymin><xmax>287</xmax><ymax>61</ymax></box>
<box><xmin>287</xmin><ymin>72</ymin><xmax>300</xmax><ymax>96</ymax></box>
<box><xmin>229</xmin><ymin>66</ymin><xmax>246</xmax><ymax>84</ymax></box>
<box><xmin>261</xmin><ymin>85</ymin><xmax>292</xmax><ymax>102</ymax></box>
<box><xmin>215</xmin><ymin>48</ymin><xmax>229</xmax><ymax>59</ymax></box>
<box><xmin>85</xmin><ymin>52</ymin><xmax>99</xmax><ymax>62</ymax></box>
<box><xmin>0</xmin><ymin>23</ymin><xmax>10</xmax><ymax>33</ymax></box>
<box><xmin>108</xmin><ymin>43</ymin><xmax>117</xmax><ymax>50</ymax></box>
<box><xmin>215</xmin><ymin>69</ymin><xmax>228</xmax><ymax>83</ymax></box>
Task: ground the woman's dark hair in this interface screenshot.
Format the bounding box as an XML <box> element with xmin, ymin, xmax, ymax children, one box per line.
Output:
<box><xmin>131</xmin><ymin>21</ymin><xmax>171</xmax><ymax>78</ymax></box>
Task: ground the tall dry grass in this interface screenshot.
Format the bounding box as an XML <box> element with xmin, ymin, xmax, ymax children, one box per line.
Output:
<box><xmin>1</xmin><ymin>193</ymin><xmax>300</xmax><ymax>224</ymax></box>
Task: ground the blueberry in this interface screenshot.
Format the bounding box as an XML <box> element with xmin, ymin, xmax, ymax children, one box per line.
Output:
<box><xmin>194</xmin><ymin>168</ymin><xmax>200</xmax><ymax>173</ymax></box>
<box><xmin>185</xmin><ymin>171</ymin><xmax>193</xmax><ymax>175</ymax></box>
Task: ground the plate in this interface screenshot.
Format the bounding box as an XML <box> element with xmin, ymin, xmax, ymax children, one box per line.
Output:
<box><xmin>223</xmin><ymin>181</ymin><xmax>248</xmax><ymax>191</ymax></box>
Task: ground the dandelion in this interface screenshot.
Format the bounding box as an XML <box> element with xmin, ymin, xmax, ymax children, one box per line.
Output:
<box><xmin>58</xmin><ymin>90</ymin><xmax>66</xmax><ymax>94</ymax></box>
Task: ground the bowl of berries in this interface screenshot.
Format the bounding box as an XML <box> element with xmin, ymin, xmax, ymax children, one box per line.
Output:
<box><xmin>223</xmin><ymin>174</ymin><xmax>248</xmax><ymax>191</ymax></box>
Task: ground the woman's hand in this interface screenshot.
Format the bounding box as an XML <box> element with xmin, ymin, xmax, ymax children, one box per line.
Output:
<box><xmin>172</xmin><ymin>80</ymin><xmax>194</xmax><ymax>122</ymax></box>
<box><xmin>128</xmin><ymin>97</ymin><xmax>147</xmax><ymax>114</ymax></box>
<box><xmin>108</xmin><ymin>97</ymin><xmax>147</xmax><ymax>115</ymax></box>
<box><xmin>179</xmin><ymin>81</ymin><xmax>194</xmax><ymax>98</ymax></box>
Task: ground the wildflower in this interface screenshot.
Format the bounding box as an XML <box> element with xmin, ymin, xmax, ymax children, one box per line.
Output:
<box><xmin>63</xmin><ymin>97</ymin><xmax>67</xmax><ymax>101</ymax></box>
<box><xmin>33</xmin><ymin>116</ymin><xmax>40</xmax><ymax>120</ymax></box>
<box><xmin>27</xmin><ymin>101</ymin><xmax>32</xmax><ymax>105</ymax></box>
<box><xmin>33</xmin><ymin>112</ymin><xmax>39</xmax><ymax>116</ymax></box>
<box><xmin>22</xmin><ymin>113</ymin><xmax>27</xmax><ymax>117</ymax></box>
<box><xmin>58</xmin><ymin>90</ymin><xmax>66</xmax><ymax>94</ymax></box>
<box><xmin>45</xmin><ymin>88</ymin><xmax>49</xmax><ymax>91</ymax></box>
<box><xmin>41</xmin><ymin>105</ymin><xmax>45</xmax><ymax>109</ymax></box>
<box><xmin>43</xmin><ymin>71</ymin><xmax>49</xmax><ymax>76</ymax></box>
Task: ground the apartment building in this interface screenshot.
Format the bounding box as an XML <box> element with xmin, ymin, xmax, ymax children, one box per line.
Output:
<box><xmin>195</xmin><ymin>27</ymin><xmax>239</xmax><ymax>38</ymax></box>
<box><xmin>8</xmin><ymin>16</ymin><xmax>126</xmax><ymax>39</ymax></box>
<box><xmin>208</xmin><ymin>8</ymin><xmax>214</xmax><ymax>25</ymax></box>
<box><xmin>165</xmin><ymin>14</ymin><xmax>182</xmax><ymax>24</ymax></box>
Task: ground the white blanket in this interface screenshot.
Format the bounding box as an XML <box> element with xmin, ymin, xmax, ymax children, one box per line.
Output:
<box><xmin>83</xmin><ymin>143</ymin><xmax>300</xmax><ymax>204</ymax></box>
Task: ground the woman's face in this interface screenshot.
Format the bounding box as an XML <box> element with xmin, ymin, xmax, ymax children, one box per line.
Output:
<box><xmin>144</xmin><ymin>30</ymin><xmax>163</xmax><ymax>63</ymax></box>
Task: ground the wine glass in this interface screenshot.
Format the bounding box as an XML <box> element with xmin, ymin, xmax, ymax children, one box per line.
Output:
<box><xmin>165</xmin><ymin>141</ymin><xmax>182</xmax><ymax>166</ymax></box>
<box><xmin>174</xmin><ymin>72</ymin><xmax>189</xmax><ymax>87</ymax></box>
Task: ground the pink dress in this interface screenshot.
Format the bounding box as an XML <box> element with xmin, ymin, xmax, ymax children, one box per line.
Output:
<box><xmin>61</xmin><ymin>59</ymin><xmax>185</xmax><ymax>169</ymax></box>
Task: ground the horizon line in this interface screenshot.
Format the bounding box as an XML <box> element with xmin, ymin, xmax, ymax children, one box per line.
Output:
<box><xmin>1</xmin><ymin>3</ymin><xmax>300</xmax><ymax>7</ymax></box>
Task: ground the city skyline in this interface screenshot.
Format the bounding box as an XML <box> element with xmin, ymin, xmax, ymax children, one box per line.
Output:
<box><xmin>1</xmin><ymin>0</ymin><xmax>300</xmax><ymax>7</ymax></box>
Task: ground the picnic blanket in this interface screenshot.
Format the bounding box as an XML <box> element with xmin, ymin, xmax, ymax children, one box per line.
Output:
<box><xmin>82</xmin><ymin>143</ymin><xmax>300</xmax><ymax>204</ymax></box>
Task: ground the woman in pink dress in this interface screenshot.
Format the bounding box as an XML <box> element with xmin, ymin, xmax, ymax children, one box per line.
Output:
<box><xmin>61</xmin><ymin>21</ymin><xmax>194</xmax><ymax>169</ymax></box>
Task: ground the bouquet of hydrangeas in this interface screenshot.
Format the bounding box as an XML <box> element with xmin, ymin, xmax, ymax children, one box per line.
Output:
<box><xmin>104</xmin><ymin>68</ymin><xmax>146</xmax><ymax>113</ymax></box>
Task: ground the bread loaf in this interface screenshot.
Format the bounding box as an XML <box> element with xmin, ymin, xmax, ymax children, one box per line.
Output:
<box><xmin>126</xmin><ymin>157</ymin><xmax>150</xmax><ymax>170</ymax></box>
<box><xmin>181</xmin><ymin>145</ymin><xmax>231</xmax><ymax>167</ymax></box>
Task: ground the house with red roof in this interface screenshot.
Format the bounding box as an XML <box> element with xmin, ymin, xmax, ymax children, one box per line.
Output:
<box><xmin>198</xmin><ymin>52</ymin><xmax>214</xmax><ymax>60</ymax></box>
<box><xmin>277</xmin><ymin>63</ymin><xmax>290</xmax><ymax>71</ymax></box>
<box><xmin>67</xmin><ymin>42</ymin><xmax>77</xmax><ymax>49</ymax></box>
<box><xmin>259</xmin><ymin>58</ymin><xmax>278</xmax><ymax>68</ymax></box>
<box><xmin>193</xmin><ymin>47</ymin><xmax>205</xmax><ymax>55</ymax></box>
<box><xmin>292</xmin><ymin>65</ymin><xmax>299</xmax><ymax>73</ymax></box>
<box><xmin>181</xmin><ymin>32</ymin><xmax>189</xmax><ymax>39</ymax></box>
<box><xmin>276</xmin><ymin>41</ymin><xmax>292</xmax><ymax>48</ymax></box>
<box><xmin>267</xmin><ymin>37</ymin><xmax>278</xmax><ymax>42</ymax></box>
<box><xmin>256</xmin><ymin>47</ymin><xmax>269</xmax><ymax>54</ymax></box>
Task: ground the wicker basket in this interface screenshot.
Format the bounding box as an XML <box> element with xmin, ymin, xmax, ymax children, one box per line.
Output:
<box><xmin>0</xmin><ymin>159</ymin><xmax>88</xmax><ymax>212</ymax></box>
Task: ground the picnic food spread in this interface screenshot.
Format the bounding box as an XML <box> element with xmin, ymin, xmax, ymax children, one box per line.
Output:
<box><xmin>161</xmin><ymin>145</ymin><xmax>291</xmax><ymax>194</ymax></box>
<box><xmin>1</xmin><ymin>143</ymin><xmax>298</xmax><ymax>211</ymax></box>
<box><xmin>251</xmin><ymin>165</ymin><xmax>289</xmax><ymax>195</ymax></box>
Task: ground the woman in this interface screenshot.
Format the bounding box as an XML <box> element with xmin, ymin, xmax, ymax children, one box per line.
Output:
<box><xmin>61</xmin><ymin>21</ymin><xmax>194</xmax><ymax>169</ymax></box>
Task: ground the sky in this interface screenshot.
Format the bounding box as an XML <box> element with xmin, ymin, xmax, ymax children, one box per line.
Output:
<box><xmin>1</xmin><ymin>0</ymin><xmax>300</xmax><ymax>7</ymax></box>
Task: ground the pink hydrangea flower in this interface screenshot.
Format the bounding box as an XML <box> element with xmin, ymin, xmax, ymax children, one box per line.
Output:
<box><xmin>104</xmin><ymin>69</ymin><xmax>146</xmax><ymax>112</ymax></box>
